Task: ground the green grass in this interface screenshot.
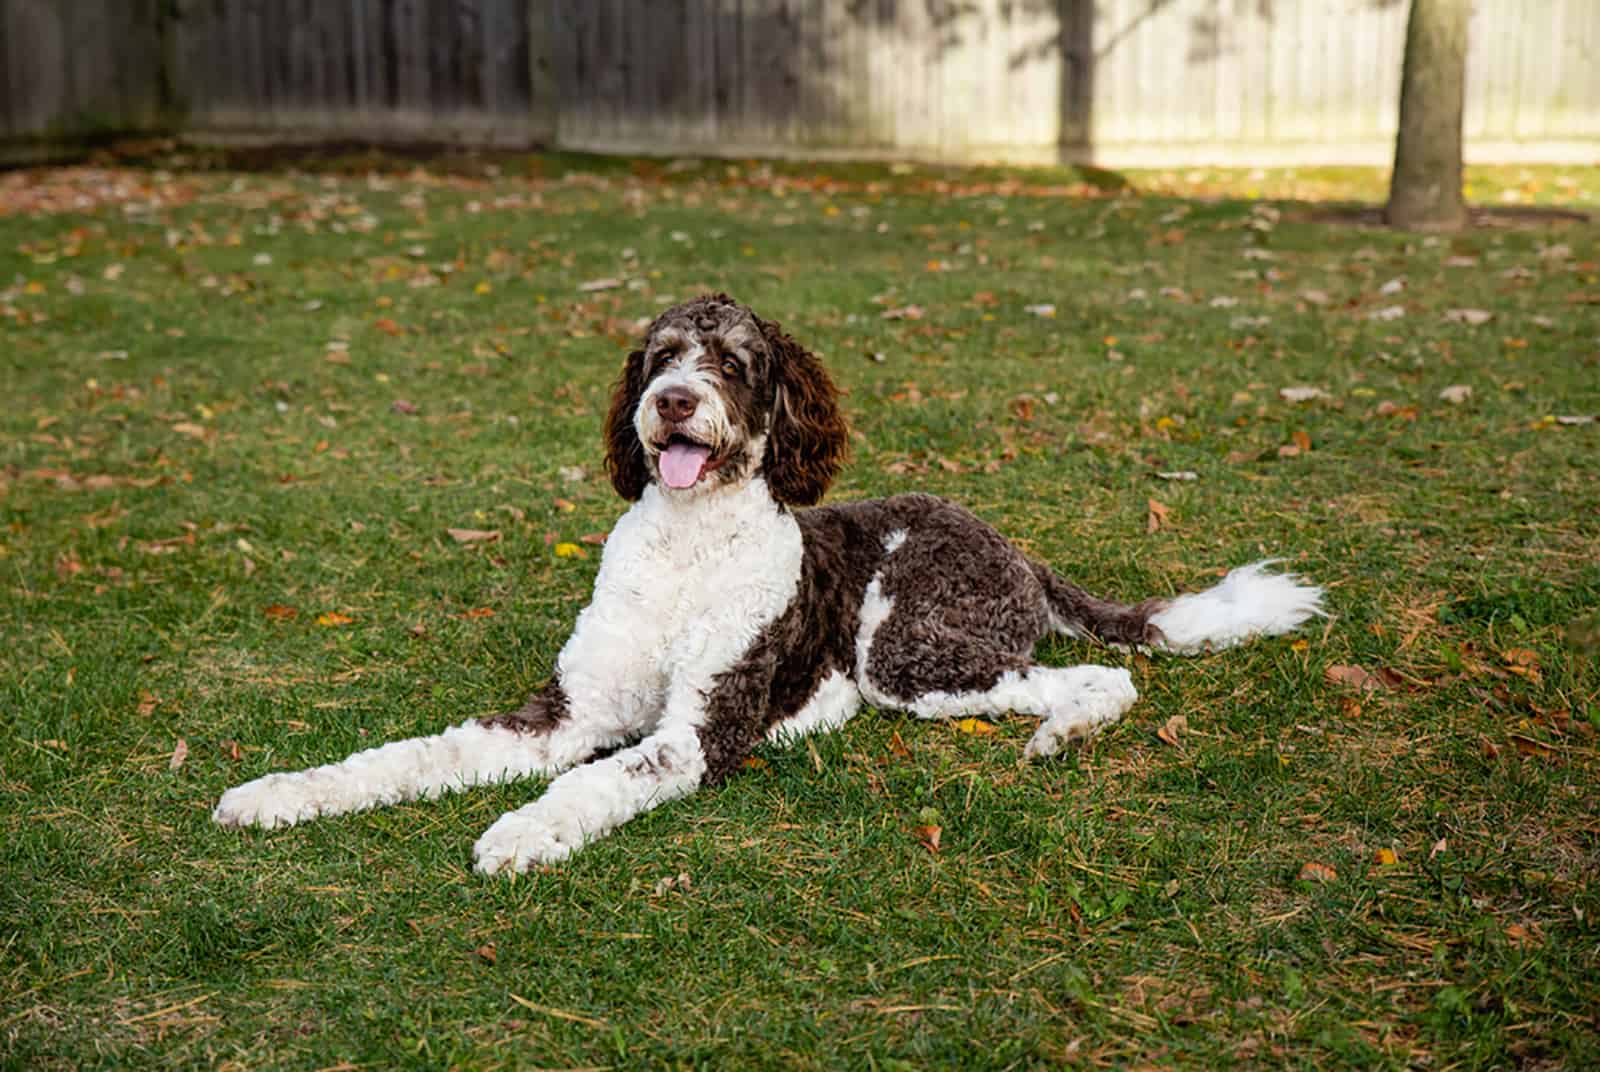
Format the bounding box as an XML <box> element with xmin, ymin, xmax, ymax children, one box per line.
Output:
<box><xmin>2</xmin><ymin>155</ymin><xmax>1598</xmax><ymax>1069</ymax></box>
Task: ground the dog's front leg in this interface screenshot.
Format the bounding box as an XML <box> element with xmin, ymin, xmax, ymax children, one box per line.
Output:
<box><xmin>214</xmin><ymin>679</ymin><xmax>623</xmax><ymax>829</ymax></box>
<box><xmin>472</xmin><ymin>647</ymin><xmax>779</xmax><ymax>874</ymax></box>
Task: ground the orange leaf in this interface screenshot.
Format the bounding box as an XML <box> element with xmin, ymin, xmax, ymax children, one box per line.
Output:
<box><xmin>168</xmin><ymin>738</ymin><xmax>188</xmax><ymax>770</ymax></box>
<box><xmin>1146</xmin><ymin>498</ymin><xmax>1171</xmax><ymax>534</ymax></box>
<box><xmin>459</xmin><ymin>608</ymin><xmax>496</xmax><ymax>620</ymax></box>
<box><xmin>1374</xmin><ymin>848</ymin><xmax>1399</xmax><ymax>866</ymax></box>
<box><xmin>1156</xmin><ymin>714</ymin><xmax>1187</xmax><ymax>747</ymax></box>
<box><xmin>316</xmin><ymin>611</ymin><xmax>355</xmax><ymax>627</ymax></box>
<box><xmin>447</xmin><ymin>528</ymin><xmax>501</xmax><ymax>544</ymax></box>
<box><xmin>1292</xmin><ymin>429</ymin><xmax>1312</xmax><ymax>452</ymax></box>
<box><xmin>915</xmin><ymin>824</ymin><xmax>942</xmax><ymax>853</ymax></box>
<box><xmin>374</xmin><ymin>317</ymin><xmax>403</xmax><ymax>336</ymax></box>
<box><xmin>264</xmin><ymin>604</ymin><xmax>298</xmax><ymax>621</ymax></box>
<box><xmin>1297</xmin><ymin>861</ymin><xmax>1337</xmax><ymax>883</ymax></box>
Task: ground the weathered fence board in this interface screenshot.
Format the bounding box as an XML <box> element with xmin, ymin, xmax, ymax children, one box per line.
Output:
<box><xmin>169</xmin><ymin>0</ymin><xmax>537</xmax><ymax>144</ymax></box>
<box><xmin>0</xmin><ymin>0</ymin><xmax>167</xmax><ymax>147</ymax></box>
<box><xmin>2</xmin><ymin>1</ymin><xmax>1597</xmax><ymax>166</ymax></box>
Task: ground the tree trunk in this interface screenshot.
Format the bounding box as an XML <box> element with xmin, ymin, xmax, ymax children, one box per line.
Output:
<box><xmin>1385</xmin><ymin>0</ymin><xmax>1470</xmax><ymax>231</ymax></box>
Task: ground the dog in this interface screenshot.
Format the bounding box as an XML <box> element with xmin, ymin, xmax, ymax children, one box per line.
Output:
<box><xmin>215</xmin><ymin>293</ymin><xmax>1323</xmax><ymax>873</ymax></box>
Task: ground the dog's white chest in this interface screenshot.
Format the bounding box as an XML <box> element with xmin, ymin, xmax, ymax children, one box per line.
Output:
<box><xmin>554</xmin><ymin>482</ymin><xmax>803</xmax><ymax>731</ymax></box>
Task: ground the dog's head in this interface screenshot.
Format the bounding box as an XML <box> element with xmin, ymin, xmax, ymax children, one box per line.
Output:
<box><xmin>604</xmin><ymin>293</ymin><xmax>848</xmax><ymax>506</ymax></box>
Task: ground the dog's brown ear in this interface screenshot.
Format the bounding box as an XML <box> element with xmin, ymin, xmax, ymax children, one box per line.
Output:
<box><xmin>759</xmin><ymin>319</ymin><xmax>849</xmax><ymax>507</ymax></box>
<box><xmin>604</xmin><ymin>350</ymin><xmax>650</xmax><ymax>501</ymax></box>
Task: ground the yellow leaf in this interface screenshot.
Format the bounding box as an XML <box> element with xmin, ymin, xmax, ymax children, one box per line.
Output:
<box><xmin>554</xmin><ymin>542</ymin><xmax>586</xmax><ymax>558</ymax></box>
<box><xmin>316</xmin><ymin>612</ymin><xmax>354</xmax><ymax>627</ymax></box>
<box><xmin>474</xmin><ymin>281</ymin><xmax>492</xmax><ymax>295</ymax></box>
<box><xmin>1375</xmin><ymin>848</ymin><xmax>1399</xmax><ymax>866</ymax></box>
<box><xmin>952</xmin><ymin>718</ymin><xmax>997</xmax><ymax>736</ymax></box>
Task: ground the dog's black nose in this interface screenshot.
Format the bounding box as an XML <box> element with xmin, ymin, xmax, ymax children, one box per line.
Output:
<box><xmin>655</xmin><ymin>386</ymin><xmax>698</xmax><ymax>422</ymax></box>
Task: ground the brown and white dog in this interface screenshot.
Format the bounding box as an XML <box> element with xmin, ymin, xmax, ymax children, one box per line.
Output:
<box><xmin>215</xmin><ymin>293</ymin><xmax>1323</xmax><ymax>873</ymax></box>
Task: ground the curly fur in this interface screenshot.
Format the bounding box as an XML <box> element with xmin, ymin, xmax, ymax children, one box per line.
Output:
<box><xmin>214</xmin><ymin>294</ymin><xmax>1325</xmax><ymax>873</ymax></box>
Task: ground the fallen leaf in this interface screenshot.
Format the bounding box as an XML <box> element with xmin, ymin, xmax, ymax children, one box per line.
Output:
<box><xmin>1157</xmin><ymin>714</ymin><xmax>1187</xmax><ymax>747</ymax></box>
<box><xmin>1429</xmin><ymin>837</ymin><xmax>1448</xmax><ymax>861</ymax></box>
<box><xmin>1501</xmin><ymin>647</ymin><xmax>1542</xmax><ymax>681</ymax></box>
<box><xmin>1278</xmin><ymin>386</ymin><xmax>1329</xmax><ymax>403</ymax></box>
<box><xmin>459</xmin><ymin>608</ymin><xmax>496</xmax><ymax>620</ymax></box>
<box><xmin>1299</xmin><ymin>288</ymin><xmax>1330</xmax><ymax>306</ymax></box>
<box><xmin>316</xmin><ymin>611</ymin><xmax>355</xmax><ymax>627</ymax></box>
<box><xmin>1291</xmin><ymin>429</ymin><xmax>1312</xmax><ymax>452</ymax></box>
<box><xmin>952</xmin><ymin>718</ymin><xmax>997</xmax><ymax>735</ymax></box>
<box><xmin>553</xmin><ymin>542</ymin><xmax>586</xmax><ymax>558</ymax></box>
<box><xmin>881</xmin><ymin>304</ymin><xmax>924</xmax><ymax>320</ymax></box>
<box><xmin>1325</xmin><ymin>664</ymin><xmax>1382</xmax><ymax>691</ymax></box>
<box><xmin>1146</xmin><ymin>498</ymin><xmax>1171</xmax><ymax>534</ymax></box>
<box><xmin>222</xmin><ymin>739</ymin><xmax>242</xmax><ymax>762</ymax></box>
<box><xmin>474</xmin><ymin>943</ymin><xmax>497</xmax><ymax>964</ymax></box>
<box><xmin>264</xmin><ymin>604</ymin><xmax>297</xmax><ymax>621</ymax></box>
<box><xmin>1374</xmin><ymin>848</ymin><xmax>1399</xmax><ymax>866</ymax></box>
<box><xmin>915</xmin><ymin>824</ymin><xmax>942</xmax><ymax>853</ymax></box>
<box><xmin>168</xmin><ymin>738</ymin><xmax>188</xmax><ymax>770</ymax></box>
<box><xmin>1297</xmin><ymin>861</ymin><xmax>1338</xmax><ymax>883</ymax></box>
<box><xmin>653</xmin><ymin>872</ymin><xmax>692</xmax><ymax>895</ymax></box>
<box><xmin>171</xmin><ymin>421</ymin><xmax>209</xmax><ymax>440</ymax></box>
<box><xmin>1023</xmin><ymin>303</ymin><xmax>1056</xmax><ymax>318</ymax></box>
<box><xmin>1444</xmin><ymin>308</ymin><xmax>1493</xmax><ymax>326</ymax></box>
<box><xmin>1508</xmin><ymin>733</ymin><xmax>1554</xmax><ymax>758</ymax></box>
<box><xmin>1156</xmin><ymin>470</ymin><xmax>1198</xmax><ymax>481</ymax></box>
<box><xmin>577</xmin><ymin>532</ymin><xmax>608</xmax><ymax>546</ymax></box>
<box><xmin>447</xmin><ymin>528</ymin><xmax>501</xmax><ymax>544</ymax></box>
<box><xmin>741</xmin><ymin>756</ymin><xmax>768</xmax><ymax>770</ymax></box>
<box><xmin>1555</xmin><ymin>414</ymin><xmax>1595</xmax><ymax>426</ymax></box>
<box><xmin>1438</xmin><ymin>384</ymin><xmax>1473</xmax><ymax>405</ymax></box>
<box><xmin>1503</xmin><ymin>923</ymin><xmax>1539</xmax><ymax>945</ymax></box>
<box><xmin>391</xmin><ymin>399</ymin><xmax>418</xmax><ymax>415</ymax></box>
<box><xmin>137</xmin><ymin>692</ymin><xmax>160</xmax><ymax>717</ymax></box>
<box><xmin>374</xmin><ymin>317</ymin><xmax>403</xmax><ymax>336</ymax></box>
<box><xmin>577</xmin><ymin>277</ymin><xmax>623</xmax><ymax>292</ymax></box>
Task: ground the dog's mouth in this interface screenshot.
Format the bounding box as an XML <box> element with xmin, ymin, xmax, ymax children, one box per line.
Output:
<box><xmin>654</xmin><ymin>433</ymin><xmax>725</xmax><ymax>489</ymax></box>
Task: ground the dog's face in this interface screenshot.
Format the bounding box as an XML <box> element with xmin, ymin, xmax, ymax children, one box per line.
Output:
<box><xmin>633</xmin><ymin>296</ymin><xmax>773</xmax><ymax>495</ymax></box>
<box><xmin>604</xmin><ymin>294</ymin><xmax>849</xmax><ymax>507</ymax></box>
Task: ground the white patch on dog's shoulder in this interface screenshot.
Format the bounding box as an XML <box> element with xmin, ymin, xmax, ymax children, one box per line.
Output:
<box><xmin>882</xmin><ymin>528</ymin><xmax>908</xmax><ymax>554</ymax></box>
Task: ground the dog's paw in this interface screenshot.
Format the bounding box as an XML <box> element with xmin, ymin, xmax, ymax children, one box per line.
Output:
<box><xmin>213</xmin><ymin>773</ymin><xmax>319</xmax><ymax>829</ymax></box>
<box><xmin>473</xmin><ymin>812</ymin><xmax>581</xmax><ymax>874</ymax></box>
<box><xmin>1024</xmin><ymin>667</ymin><xmax>1139</xmax><ymax>760</ymax></box>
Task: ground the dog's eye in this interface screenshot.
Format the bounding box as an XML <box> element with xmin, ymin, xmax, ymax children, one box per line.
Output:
<box><xmin>720</xmin><ymin>356</ymin><xmax>742</xmax><ymax>379</ymax></box>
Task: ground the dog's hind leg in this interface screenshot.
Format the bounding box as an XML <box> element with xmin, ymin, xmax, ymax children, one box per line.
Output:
<box><xmin>855</xmin><ymin>569</ymin><xmax>1138</xmax><ymax>759</ymax></box>
<box><xmin>213</xmin><ymin>682</ymin><xmax>623</xmax><ymax>829</ymax></box>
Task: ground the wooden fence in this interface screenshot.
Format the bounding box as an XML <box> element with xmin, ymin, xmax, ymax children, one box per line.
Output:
<box><xmin>4</xmin><ymin>0</ymin><xmax>1598</xmax><ymax>166</ymax></box>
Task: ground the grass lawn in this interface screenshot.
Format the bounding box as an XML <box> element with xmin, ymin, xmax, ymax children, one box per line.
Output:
<box><xmin>2</xmin><ymin>154</ymin><xmax>1598</xmax><ymax>1068</ymax></box>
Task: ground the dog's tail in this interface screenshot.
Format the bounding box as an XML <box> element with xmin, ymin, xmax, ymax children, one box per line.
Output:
<box><xmin>1032</xmin><ymin>560</ymin><xmax>1324</xmax><ymax>654</ymax></box>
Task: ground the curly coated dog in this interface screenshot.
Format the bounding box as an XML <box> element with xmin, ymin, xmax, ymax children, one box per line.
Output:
<box><xmin>215</xmin><ymin>294</ymin><xmax>1323</xmax><ymax>872</ymax></box>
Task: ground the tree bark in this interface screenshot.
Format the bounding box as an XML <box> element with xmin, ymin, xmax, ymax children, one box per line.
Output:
<box><xmin>1385</xmin><ymin>0</ymin><xmax>1470</xmax><ymax>231</ymax></box>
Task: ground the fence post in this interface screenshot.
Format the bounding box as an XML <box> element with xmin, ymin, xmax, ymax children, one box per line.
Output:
<box><xmin>528</xmin><ymin>0</ymin><xmax>558</xmax><ymax>147</ymax></box>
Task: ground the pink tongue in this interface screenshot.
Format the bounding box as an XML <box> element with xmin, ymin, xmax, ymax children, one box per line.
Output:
<box><xmin>659</xmin><ymin>442</ymin><xmax>711</xmax><ymax>488</ymax></box>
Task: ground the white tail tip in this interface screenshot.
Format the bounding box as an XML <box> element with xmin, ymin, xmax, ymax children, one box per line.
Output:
<box><xmin>1146</xmin><ymin>560</ymin><xmax>1324</xmax><ymax>654</ymax></box>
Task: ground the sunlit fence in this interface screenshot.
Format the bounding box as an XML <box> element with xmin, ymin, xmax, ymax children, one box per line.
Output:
<box><xmin>4</xmin><ymin>0</ymin><xmax>1597</xmax><ymax>166</ymax></box>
